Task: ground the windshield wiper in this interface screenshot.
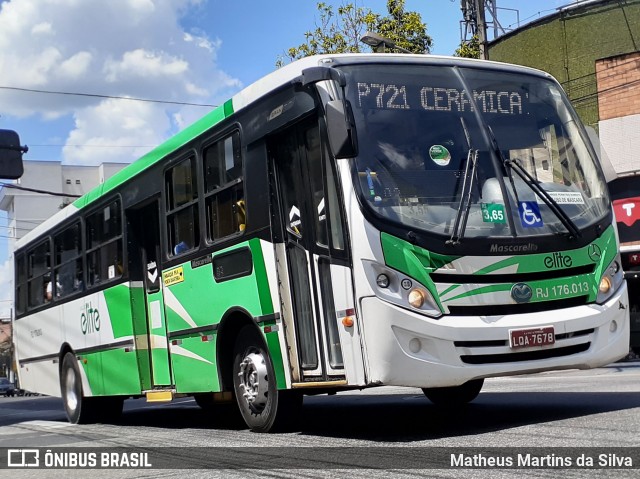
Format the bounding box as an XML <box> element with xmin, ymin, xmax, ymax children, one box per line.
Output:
<box><xmin>447</xmin><ymin>118</ymin><xmax>479</xmax><ymax>245</ymax></box>
<box><xmin>503</xmin><ymin>156</ymin><xmax>581</xmax><ymax>239</ymax></box>
<box><xmin>479</xmin><ymin>121</ymin><xmax>580</xmax><ymax>239</ymax></box>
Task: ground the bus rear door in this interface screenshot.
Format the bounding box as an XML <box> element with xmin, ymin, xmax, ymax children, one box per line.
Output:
<box><xmin>126</xmin><ymin>199</ymin><xmax>173</xmax><ymax>389</ymax></box>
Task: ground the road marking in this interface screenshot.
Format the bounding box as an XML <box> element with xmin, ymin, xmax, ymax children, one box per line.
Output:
<box><xmin>18</xmin><ymin>420</ymin><xmax>74</xmax><ymax>428</ymax></box>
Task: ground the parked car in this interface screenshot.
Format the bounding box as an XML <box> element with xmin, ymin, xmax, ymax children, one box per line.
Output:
<box><xmin>0</xmin><ymin>377</ymin><xmax>15</xmax><ymax>397</ymax></box>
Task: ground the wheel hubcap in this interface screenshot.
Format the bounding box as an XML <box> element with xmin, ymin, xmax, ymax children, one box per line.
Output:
<box><xmin>237</xmin><ymin>352</ymin><xmax>269</xmax><ymax>413</ymax></box>
<box><xmin>65</xmin><ymin>370</ymin><xmax>78</xmax><ymax>412</ymax></box>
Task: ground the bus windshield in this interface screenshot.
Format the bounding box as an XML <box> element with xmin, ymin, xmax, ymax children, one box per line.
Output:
<box><xmin>343</xmin><ymin>64</ymin><xmax>609</xmax><ymax>239</ymax></box>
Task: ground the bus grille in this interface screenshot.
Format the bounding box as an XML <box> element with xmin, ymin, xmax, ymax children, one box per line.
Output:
<box><xmin>430</xmin><ymin>265</ymin><xmax>594</xmax><ymax>284</ymax></box>
<box><xmin>459</xmin><ymin>343</ymin><xmax>590</xmax><ymax>364</ymax></box>
<box><xmin>455</xmin><ymin>327</ymin><xmax>594</xmax><ymax>365</ymax></box>
<box><xmin>446</xmin><ymin>296</ymin><xmax>589</xmax><ymax>316</ymax></box>
<box><xmin>454</xmin><ymin>328</ymin><xmax>594</xmax><ymax>348</ymax></box>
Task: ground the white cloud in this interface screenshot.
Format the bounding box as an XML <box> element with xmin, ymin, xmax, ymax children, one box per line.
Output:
<box><xmin>0</xmin><ymin>0</ymin><xmax>242</xmax><ymax>165</ymax></box>
<box><xmin>104</xmin><ymin>49</ymin><xmax>189</xmax><ymax>82</ymax></box>
<box><xmin>31</xmin><ymin>21</ymin><xmax>53</xmax><ymax>35</ymax></box>
<box><xmin>58</xmin><ymin>51</ymin><xmax>93</xmax><ymax>79</ymax></box>
<box><xmin>63</xmin><ymin>98</ymin><xmax>171</xmax><ymax>165</ymax></box>
<box><xmin>184</xmin><ymin>32</ymin><xmax>217</xmax><ymax>53</ymax></box>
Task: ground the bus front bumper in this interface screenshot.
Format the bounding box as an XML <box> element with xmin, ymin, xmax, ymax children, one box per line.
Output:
<box><xmin>359</xmin><ymin>281</ymin><xmax>629</xmax><ymax>388</ymax></box>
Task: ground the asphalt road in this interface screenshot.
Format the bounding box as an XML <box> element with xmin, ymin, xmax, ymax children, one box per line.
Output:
<box><xmin>2</xmin><ymin>362</ymin><xmax>640</xmax><ymax>478</ymax></box>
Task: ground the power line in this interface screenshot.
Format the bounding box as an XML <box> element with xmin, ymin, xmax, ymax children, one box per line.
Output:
<box><xmin>0</xmin><ymin>216</ymin><xmax>58</xmax><ymax>227</ymax></box>
<box><xmin>0</xmin><ymin>217</ymin><xmax>51</xmax><ymax>227</ymax></box>
<box><xmin>0</xmin><ymin>182</ymin><xmax>80</xmax><ymax>198</ymax></box>
<box><xmin>504</xmin><ymin>8</ymin><xmax>556</xmax><ymax>30</ymax></box>
<box><xmin>0</xmin><ymin>86</ymin><xmax>217</xmax><ymax>108</ymax></box>
<box><xmin>571</xmin><ymin>76</ymin><xmax>640</xmax><ymax>104</ymax></box>
<box><xmin>0</xmin><ymin>224</ymin><xmax>44</xmax><ymax>233</ymax></box>
<box><xmin>29</xmin><ymin>144</ymin><xmax>156</xmax><ymax>149</ymax></box>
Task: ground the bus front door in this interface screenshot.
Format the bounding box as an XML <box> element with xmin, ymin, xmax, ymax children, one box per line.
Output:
<box><xmin>126</xmin><ymin>200</ymin><xmax>172</xmax><ymax>389</ymax></box>
<box><xmin>270</xmin><ymin>117</ymin><xmax>359</xmax><ymax>384</ymax></box>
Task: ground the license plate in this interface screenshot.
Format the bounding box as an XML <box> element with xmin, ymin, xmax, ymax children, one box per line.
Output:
<box><xmin>509</xmin><ymin>326</ymin><xmax>555</xmax><ymax>349</ymax></box>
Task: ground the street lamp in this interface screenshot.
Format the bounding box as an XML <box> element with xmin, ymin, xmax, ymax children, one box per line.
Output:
<box><xmin>360</xmin><ymin>31</ymin><xmax>414</xmax><ymax>54</ymax></box>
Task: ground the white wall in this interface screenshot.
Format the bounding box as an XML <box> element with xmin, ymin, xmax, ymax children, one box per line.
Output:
<box><xmin>599</xmin><ymin>113</ymin><xmax>640</xmax><ymax>176</ymax></box>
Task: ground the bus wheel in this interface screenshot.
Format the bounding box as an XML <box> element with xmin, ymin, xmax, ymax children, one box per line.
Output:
<box><xmin>232</xmin><ymin>325</ymin><xmax>301</xmax><ymax>432</ymax></box>
<box><xmin>60</xmin><ymin>352</ymin><xmax>98</xmax><ymax>424</ymax></box>
<box><xmin>422</xmin><ymin>379</ymin><xmax>484</xmax><ymax>406</ymax></box>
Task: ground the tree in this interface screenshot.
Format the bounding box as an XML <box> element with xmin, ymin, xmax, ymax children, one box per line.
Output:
<box><xmin>376</xmin><ymin>0</ymin><xmax>432</xmax><ymax>54</ymax></box>
<box><xmin>278</xmin><ymin>1</ymin><xmax>431</xmax><ymax>66</ymax></box>
<box><xmin>454</xmin><ymin>35</ymin><xmax>481</xmax><ymax>59</ymax></box>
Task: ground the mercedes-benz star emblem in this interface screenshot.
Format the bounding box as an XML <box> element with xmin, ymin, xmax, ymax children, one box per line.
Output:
<box><xmin>588</xmin><ymin>244</ymin><xmax>602</xmax><ymax>262</ymax></box>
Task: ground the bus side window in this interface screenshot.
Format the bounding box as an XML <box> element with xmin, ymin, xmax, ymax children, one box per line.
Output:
<box><xmin>53</xmin><ymin>223</ymin><xmax>83</xmax><ymax>298</ymax></box>
<box><xmin>86</xmin><ymin>200</ymin><xmax>124</xmax><ymax>286</ymax></box>
<box><xmin>203</xmin><ymin>131</ymin><xmax>244</xmax><ymax>241</ymax></box>
<box><xmin>166</xmin><ymin>157</ymin><xmax>199</xmax><ymax>256</ymax></box>
<box><xmin>15</xmin><ymin>254</ymin><xmax>27</xmax><ymax>315</ymax></box>
<box><xmin>26</xmin><ymin>241</ymin><xmax>50</xmax><ymax>308</ymax></box>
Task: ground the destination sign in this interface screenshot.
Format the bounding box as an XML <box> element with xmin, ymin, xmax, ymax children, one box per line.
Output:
<box><xmin>356</xmin><ymin>82</ymin><xmax>525</xmax><ymax>115</ymax></box>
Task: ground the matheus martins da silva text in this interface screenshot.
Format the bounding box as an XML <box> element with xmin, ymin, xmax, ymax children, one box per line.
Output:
<box><xmin>451</xmin><ymin>453</ymin><xmax>633</xmax><ymax>468</ymax></box>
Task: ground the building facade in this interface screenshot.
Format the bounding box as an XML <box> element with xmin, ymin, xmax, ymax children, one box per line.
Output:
<box><xmin>0</xmin><ymin>161</ymin><xmax>126</xmax><ymax>243</ymax></box>
<box><xmin>488</xmin><ymin>0</ymin><xmax>640</xmax><ymax>176</ymax></box>
<box><xmin>0</xmin><ymin>160</ymin><xmax>126</xmax><ymax>381</ymax></box>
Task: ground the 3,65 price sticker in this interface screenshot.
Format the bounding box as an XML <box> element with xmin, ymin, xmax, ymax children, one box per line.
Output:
<box><xmin>481</xmin><ymin>203</ymin><xmax>506</xmax><ymax>224</ymax></box>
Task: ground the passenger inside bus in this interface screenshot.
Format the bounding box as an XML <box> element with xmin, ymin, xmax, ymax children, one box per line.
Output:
<box><xmin>44</xmin><ymin>281</ymin><xmax>52</xmax><ymax>302</ymax></box>
<box><xmin>174</xmin><ymin>241</ymin><xmax>190</xmax><ymax>255</ymax></box>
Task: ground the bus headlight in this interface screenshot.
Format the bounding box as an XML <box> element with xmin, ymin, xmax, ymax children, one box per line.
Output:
<box><xmin>376</xmin><ymin>274</ymin><xmax>390</xmax><ymax>288</ymax></box>
<box><xmin>408</xmin><ymin>289</ymin><xmax>425</xmax><ymax>308</ymax></box>
<box><xmin>362</xmin><ymin>260</ymin><xmax>442</xmax><ymax>318</ymax></box>
<box><xmin>596</xmin><ymin>255</ymin><xmax>623</xmax><ymax>304</ymax></box>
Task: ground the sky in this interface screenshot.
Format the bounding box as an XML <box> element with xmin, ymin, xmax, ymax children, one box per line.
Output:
<box><xmin>0</xmin><ymin>0</ymin><xmax>571</xmax><ymax>315</ymax></box>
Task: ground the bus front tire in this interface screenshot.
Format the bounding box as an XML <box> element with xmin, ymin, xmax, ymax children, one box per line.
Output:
<box><xmin>422</xmin><ymin>378</ymin><xmax>484</xmax><ymax>406</ymax></box>
<box><xmin>232</xmin><ymin>325</ymin><xmax>301</xmax><ymax>432</ymax></box>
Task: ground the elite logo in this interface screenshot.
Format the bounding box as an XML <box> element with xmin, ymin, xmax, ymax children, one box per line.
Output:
<box><xmin>544</xmin><ymin>252</ymin><xmax>572</xmax><ymax>269</ymax></box>
<box><xmin>80</xmin><ymin>302</ymin><xmax>100</xmax><ymax>335</ymax></box>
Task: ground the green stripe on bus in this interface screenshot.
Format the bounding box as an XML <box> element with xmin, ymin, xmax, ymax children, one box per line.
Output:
<box><xmin>381</xmin><ymin>232</ymin><xmax>460</xmax><ymax>272</ymax></box>
<box><xmin>381</xmin><ymin>232</ymin><xmax>453</xmax><ymax>310</ymax></box>
<box><xmin>265</xmin><ymin>331</ymin><xmax>286</xmax><ymax>389</ymax></box>
<box><xmin>81</xmin><ymin>348</ymin><xmax>142</xmax><ymax>396</ymax></box>
<box><xmin>103</xmin><ymin>284</ymin><xmax>135</xmax><ymax>339</ymax></box>
<box><xmin>249</xmin><ymin>239</ymin><xmax>274</xmax><ymax>315</ymax></box>
<box><xmin>248</xmin><ymin>239</ymin><xmax>286</xmax><ymax>388</ymax></box>
<box><xmin>223</xmin><ymin>99</ymin><xmax>234</xmax><ymax>117</ymax></box>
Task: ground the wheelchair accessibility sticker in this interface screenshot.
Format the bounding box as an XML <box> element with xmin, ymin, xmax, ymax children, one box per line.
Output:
<box><xmin>518</xmin><ymin>201</ymin><xmax>543</xmax><ymax>228</ymax></box>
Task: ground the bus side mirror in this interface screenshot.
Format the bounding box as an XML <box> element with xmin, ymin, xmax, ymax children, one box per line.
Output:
<box><xmin>326</xmin><ymin>100</ymin><xmax>357</xmax><ymax>159</ymax></box>
<box><xmin>0</xmin><ymin>129</ymin><xmax>26</xmax><ymax>179</ymax></box>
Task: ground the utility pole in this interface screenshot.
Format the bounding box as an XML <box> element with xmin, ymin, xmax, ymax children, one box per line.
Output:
<box><xmin>461</xmin><ymin>0</ymin><xmax>503</xmax><ymax>60</ymax></box>
<box><xmin>475</xmin><ymin>0</ymin><xmax>489</xmax><ymax>60</ymax></box>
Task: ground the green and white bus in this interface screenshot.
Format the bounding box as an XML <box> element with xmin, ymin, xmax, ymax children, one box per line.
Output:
<box><xmin>13</xmin><ymin>54</ymin><xmax>629</xmax><ymax>432</ymax></box>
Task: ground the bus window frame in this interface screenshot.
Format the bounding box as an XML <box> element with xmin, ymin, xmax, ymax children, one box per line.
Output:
<box><xmin>317</xmin><ymin>115</ymin><xmax>351</xmax><ymax>264</ymax></box>
<box><xmin>164</xmin><ymin>151</ymin><xmax>201</xmax><ymax>259</ymax></box>
<box><xmin>14</xmin><ymin>252</ymin><xmax>28</xmax><ymax>317</ymax></box>
<box><xmin>24</xmin><ymin>238</ymin><xmax>52</xmax><ymax>312</ymax></box>
<box><xmin>52</xmin><ymin>221</ymin><xmax>84</xmax><ymax>301</ymax></box>
<box><xmin>201</xmin><ymin>126</ymin><xmax>246</xmax><ymax>247</ymax></box>
<box><xmin>84</xmin><ymin>196</ymin><xmax>125</xmax><ymax>290</ymax></box>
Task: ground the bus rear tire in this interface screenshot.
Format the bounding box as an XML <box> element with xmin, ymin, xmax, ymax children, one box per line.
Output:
<box><xmin>232</xmin><ymin>325</ymin><xmax>301</xmax><ymax>432</ymax></box>
<box><xmin>61</xmin><ymin>352</ymin><xmax>107</xmax><ymax>424</ymax></box>
<box><xmin>422</xmin><ymin>378</ymin><xmax>484</xmax><ymax>406</ymax></box>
